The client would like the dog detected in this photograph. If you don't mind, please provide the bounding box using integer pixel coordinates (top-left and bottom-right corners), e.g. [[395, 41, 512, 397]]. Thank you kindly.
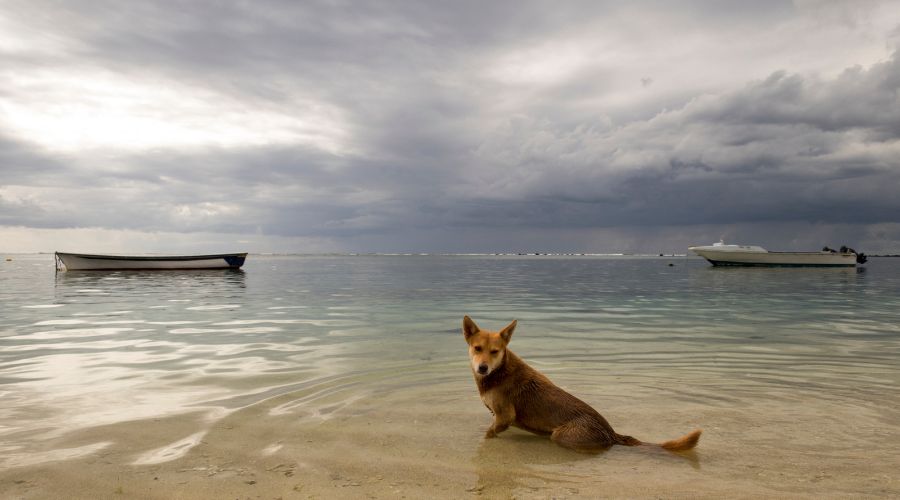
[[462, 315, 701, 452]]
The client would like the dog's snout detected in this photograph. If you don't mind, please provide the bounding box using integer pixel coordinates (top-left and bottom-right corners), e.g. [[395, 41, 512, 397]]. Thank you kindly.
[[477, 363, 489, 374]]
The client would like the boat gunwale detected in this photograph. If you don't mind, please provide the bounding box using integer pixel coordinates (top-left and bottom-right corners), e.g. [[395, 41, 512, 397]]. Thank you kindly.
[[695, 250, 857, 257], [58, 266, 247, 271], [761, 251, 855, 256], [706, 259, 856, 268]]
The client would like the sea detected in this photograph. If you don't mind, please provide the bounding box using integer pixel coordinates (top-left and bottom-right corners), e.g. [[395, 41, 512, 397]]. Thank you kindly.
[[1, 254, 899, 497]]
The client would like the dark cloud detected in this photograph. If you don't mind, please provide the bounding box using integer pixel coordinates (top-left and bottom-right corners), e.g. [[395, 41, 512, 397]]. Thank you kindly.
[[464, 52, 900, 232]]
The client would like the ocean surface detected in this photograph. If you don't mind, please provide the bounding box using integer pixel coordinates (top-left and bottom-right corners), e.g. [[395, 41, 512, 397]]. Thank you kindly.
[[2, 254, 899, 496]]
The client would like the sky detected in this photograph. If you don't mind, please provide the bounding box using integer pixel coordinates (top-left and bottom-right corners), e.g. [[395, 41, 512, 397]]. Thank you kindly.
[[2, 0, 900, 254]]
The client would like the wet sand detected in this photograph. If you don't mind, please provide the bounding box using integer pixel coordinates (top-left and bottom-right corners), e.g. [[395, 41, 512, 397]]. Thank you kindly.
[[3, 369, 898, 499]]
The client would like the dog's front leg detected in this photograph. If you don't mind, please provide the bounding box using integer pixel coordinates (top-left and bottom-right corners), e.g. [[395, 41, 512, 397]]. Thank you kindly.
[[485, 405, 515, 438]]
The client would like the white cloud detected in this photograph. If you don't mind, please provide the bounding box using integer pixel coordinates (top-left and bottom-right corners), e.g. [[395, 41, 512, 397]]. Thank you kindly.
[[0, 69, 349, 154]]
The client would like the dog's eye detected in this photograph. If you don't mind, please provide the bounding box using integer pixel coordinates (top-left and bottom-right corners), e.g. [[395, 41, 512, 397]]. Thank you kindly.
[[490, 350, 499, 354], [473, 346, 482, 352]]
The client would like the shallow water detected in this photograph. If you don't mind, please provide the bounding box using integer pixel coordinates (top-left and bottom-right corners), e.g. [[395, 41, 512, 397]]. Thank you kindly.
[[1, 254, 899, 497]]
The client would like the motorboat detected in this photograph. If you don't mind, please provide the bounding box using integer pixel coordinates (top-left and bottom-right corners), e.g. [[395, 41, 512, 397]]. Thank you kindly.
[[688, 241, 866, 267]]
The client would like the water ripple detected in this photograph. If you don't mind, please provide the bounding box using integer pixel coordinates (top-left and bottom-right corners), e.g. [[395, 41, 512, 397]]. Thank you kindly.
[[0, 254, 898, 469]]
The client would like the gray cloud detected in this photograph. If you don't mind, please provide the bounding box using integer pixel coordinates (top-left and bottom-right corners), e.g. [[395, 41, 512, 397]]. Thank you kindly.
[[465, 53, 900, 229], [0, 134, 64, 181]]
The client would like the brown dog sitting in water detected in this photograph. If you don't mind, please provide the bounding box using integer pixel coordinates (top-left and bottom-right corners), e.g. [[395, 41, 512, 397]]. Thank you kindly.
[[463, 315, 701, 452]]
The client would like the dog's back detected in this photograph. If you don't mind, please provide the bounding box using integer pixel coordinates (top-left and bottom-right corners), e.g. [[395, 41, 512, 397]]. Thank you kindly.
[[476, 349, 631, 450]]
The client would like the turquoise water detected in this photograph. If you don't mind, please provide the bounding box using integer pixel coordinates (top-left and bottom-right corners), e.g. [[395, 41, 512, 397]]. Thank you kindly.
[[2, 254, 899, 494]]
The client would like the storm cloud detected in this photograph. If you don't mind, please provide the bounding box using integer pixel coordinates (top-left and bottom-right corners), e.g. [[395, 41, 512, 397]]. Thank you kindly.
[[2, 1, 899, 253]]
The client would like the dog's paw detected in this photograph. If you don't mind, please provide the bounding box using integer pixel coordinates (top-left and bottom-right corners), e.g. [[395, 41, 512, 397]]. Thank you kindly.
[[485, 429, 497, 438]]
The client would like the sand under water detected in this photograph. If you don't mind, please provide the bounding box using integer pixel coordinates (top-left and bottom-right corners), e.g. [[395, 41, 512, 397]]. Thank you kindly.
[[2, 366, 898, 499]]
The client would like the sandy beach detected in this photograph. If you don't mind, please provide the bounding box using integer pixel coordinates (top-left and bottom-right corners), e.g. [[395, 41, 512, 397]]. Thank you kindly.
[[3, 368, 898, 499]]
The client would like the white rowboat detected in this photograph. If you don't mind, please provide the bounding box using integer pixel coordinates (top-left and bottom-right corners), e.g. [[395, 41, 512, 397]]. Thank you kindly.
[[55, 252, 247, 271], [689, 242, 865, 267]]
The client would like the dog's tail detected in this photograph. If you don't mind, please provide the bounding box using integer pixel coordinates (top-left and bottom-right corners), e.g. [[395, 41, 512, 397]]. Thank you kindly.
[[616, 429, 702, 451], [660, 429, 702, 451]]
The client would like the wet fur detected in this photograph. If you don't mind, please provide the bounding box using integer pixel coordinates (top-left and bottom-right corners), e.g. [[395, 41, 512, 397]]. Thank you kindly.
[[463, 316, 701, 453]]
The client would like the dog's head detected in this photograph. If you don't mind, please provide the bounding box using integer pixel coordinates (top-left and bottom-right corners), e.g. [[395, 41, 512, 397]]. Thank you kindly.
[[462, 315, 517, 377]]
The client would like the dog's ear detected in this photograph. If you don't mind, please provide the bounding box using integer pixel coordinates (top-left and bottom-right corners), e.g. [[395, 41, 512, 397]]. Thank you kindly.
[[499, 319, 517, 344], [462, 315, 480, 340]]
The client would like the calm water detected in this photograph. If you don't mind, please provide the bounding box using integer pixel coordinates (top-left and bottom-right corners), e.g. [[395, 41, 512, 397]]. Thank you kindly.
[[2, 254, 900, 493]]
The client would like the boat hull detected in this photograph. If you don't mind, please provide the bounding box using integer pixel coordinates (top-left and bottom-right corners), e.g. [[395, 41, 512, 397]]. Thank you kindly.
[[56, 252, 247, 271], [689, 248, 856, 267]]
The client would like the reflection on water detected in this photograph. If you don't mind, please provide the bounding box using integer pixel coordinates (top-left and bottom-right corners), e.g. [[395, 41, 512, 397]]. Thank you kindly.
[[55, 268, 246, 293], [1, 254, 900, 483]]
